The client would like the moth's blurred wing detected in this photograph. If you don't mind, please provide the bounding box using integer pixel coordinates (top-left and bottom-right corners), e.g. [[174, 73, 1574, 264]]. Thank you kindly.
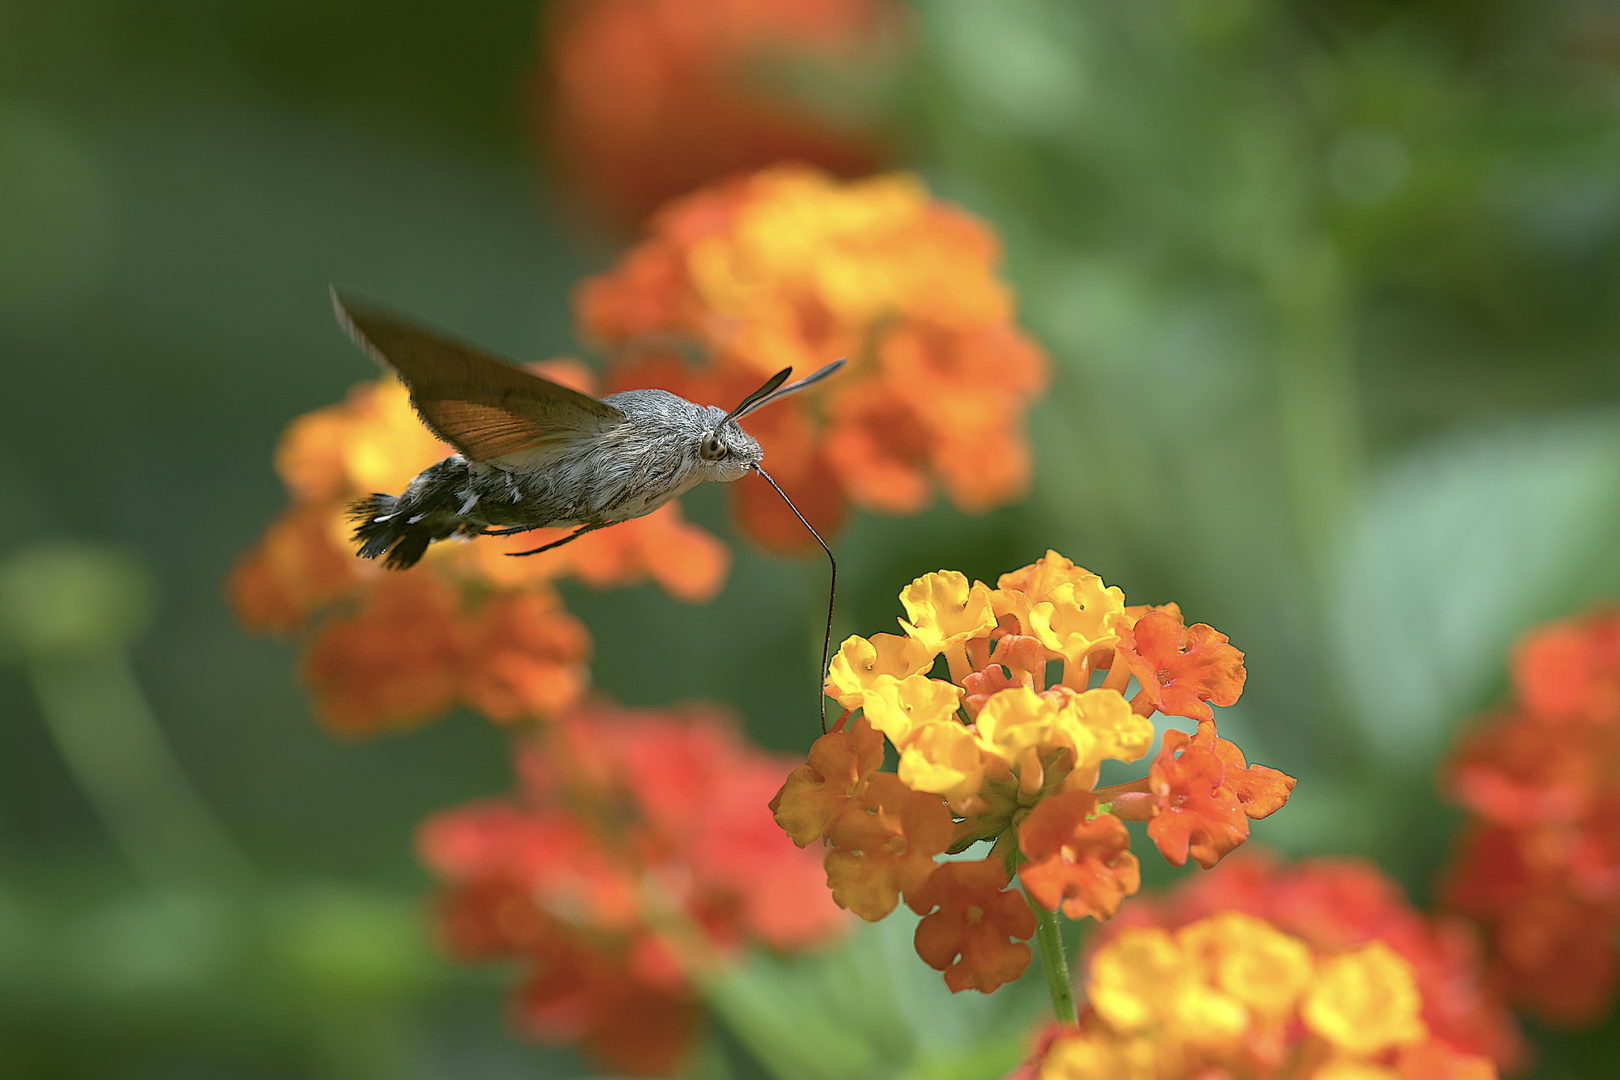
[[333, 288, 624, 461]]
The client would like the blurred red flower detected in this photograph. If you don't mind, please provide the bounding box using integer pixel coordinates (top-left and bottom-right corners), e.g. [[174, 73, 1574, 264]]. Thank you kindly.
[[538, 0, 903, 228], [418, 698, 845, 1076], [1438, 608, 1620, 1028]]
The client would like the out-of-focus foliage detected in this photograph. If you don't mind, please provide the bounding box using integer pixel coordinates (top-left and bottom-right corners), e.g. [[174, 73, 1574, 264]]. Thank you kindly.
[[2, 0, 1615, 1077]]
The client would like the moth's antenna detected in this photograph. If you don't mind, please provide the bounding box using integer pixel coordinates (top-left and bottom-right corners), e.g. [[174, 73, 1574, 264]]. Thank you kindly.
[[733, 358, 846, 421], [725, 368, 793, 424], [753, 465, 836, 732]]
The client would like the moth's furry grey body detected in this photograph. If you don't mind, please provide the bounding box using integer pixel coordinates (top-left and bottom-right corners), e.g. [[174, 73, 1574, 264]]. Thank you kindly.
[[360, 390, 760, 565], [332, 287, 839, 569]]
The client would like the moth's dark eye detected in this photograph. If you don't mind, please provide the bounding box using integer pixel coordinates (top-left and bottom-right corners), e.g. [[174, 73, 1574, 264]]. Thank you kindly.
[[700, 434, 728, 461]]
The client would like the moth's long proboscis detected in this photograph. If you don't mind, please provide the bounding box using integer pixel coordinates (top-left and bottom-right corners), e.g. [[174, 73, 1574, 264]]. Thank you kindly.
[[753, 465, 836, 732]]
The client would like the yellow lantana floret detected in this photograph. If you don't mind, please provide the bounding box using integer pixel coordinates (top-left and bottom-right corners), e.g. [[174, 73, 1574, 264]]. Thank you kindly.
[[1302, 942, 1428, 1056], [1177, 913, 1315, 1020], [1087, 927, 1185, 1034], [898, 720, 988, 804], [1019, 579, 1132, 683], [899, 570, 997, 663], [1039, 1030, 1165, 1080], [974, 686, 1152, 785], [1087, 923, 1253, 1052], [826, 633, 935, 710], [860, 674, 962, 746], [997, 549, 1096, 605]]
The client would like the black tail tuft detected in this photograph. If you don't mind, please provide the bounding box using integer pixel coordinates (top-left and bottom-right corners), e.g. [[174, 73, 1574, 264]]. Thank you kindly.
[[350, 493, 433, 569]]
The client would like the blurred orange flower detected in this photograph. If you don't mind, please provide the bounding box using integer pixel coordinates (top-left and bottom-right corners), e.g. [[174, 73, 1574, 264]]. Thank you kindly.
[[419, 698, 844, 1076], [539, 0, 902, 228], [578, 166, 1049, 551], [1438, 608, 1620, 1028], [770, 550, 1295, 994], [229, 364, 729, 736], [1095, 849, 1526, 1073]]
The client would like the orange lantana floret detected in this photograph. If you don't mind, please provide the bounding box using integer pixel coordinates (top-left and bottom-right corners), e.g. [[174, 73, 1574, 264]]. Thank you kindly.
[[302, 573, 467, 736], [539, 0, 899, 228], [772, 549, 1294, 996], [1018, 791, 1141, 921], [1123, 610, 1247, 721], [1142, 729, 1250, 870], [420, 699, 843, 1077], [823, 772, 954, 920], [769, 714, 884, 846], [907, 859, 1036, 993]]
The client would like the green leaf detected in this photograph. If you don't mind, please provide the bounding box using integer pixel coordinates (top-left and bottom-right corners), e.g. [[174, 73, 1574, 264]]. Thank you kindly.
[[1331, 411, 1620, 768], [705, 911, 1046, 1079]]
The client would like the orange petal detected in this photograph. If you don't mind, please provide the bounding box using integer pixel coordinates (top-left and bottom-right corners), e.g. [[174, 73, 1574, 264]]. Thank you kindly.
[[1206, 736, 1298, 820], [1146, 729, 1249, 869], [769, 714, 885, 847], [1018, 790, 1141, 921], [907, 859, 1036, 993], [823, 773, 953, 921], [302, 573, 466, 737], [1125, 610, 1246, 722]]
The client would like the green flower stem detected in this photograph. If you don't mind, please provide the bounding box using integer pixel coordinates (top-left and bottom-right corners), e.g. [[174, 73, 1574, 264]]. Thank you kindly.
[[1033, 903, 1077, 1024]]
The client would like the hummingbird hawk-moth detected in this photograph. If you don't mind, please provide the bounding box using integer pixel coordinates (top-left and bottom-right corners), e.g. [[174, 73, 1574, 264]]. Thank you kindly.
[[330, 287, 842, 723]]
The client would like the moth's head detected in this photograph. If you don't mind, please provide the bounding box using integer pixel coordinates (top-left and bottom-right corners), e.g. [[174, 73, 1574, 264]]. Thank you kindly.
[[695, 410, 762, 481], [694, 359, 845, 482]]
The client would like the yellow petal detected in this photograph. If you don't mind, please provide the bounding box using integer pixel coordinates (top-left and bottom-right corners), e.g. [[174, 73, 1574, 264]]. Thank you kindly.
[[1088, 927, 1184, 1033], [1177, 912, 1315, 1020], [861, 674, 962, 746], [826, 633, 935, 710], [1302, 942, 1428, 1056], [898, 720, 987, 802], [898, 570, 997, 655], [1024, 577, 1130, 671]]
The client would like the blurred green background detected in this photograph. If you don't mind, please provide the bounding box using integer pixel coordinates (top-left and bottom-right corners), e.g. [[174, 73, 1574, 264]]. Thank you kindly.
[[2, 0, 1615, 1076]]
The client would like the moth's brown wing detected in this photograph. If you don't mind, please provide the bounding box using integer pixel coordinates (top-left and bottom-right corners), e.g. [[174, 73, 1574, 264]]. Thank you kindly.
[[332, 287, 624, 461]]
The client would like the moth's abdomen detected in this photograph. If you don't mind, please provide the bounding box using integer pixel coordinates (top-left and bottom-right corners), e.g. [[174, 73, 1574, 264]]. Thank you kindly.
[[350, 457, 474, 569]]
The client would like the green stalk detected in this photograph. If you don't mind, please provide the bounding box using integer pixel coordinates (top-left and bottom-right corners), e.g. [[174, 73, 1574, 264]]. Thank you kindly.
[[1032, 903, 1077, 1024]]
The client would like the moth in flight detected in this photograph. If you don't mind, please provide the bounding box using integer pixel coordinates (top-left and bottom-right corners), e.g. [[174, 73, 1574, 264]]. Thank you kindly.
[[332, 287, 843, 722]]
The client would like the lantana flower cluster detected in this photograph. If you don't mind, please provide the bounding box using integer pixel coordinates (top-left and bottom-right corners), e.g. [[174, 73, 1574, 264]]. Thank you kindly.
[[1024, 911, 1497, 1080], [418, 698, 843, 1077], [770, 550, 1296, 993], [228, 363, 728, 736], [1437, 609, 1620, 1026], [541, 0, 901, 227], [1097, 850, 1524, 1073], [577, 165, 1049, 550]]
